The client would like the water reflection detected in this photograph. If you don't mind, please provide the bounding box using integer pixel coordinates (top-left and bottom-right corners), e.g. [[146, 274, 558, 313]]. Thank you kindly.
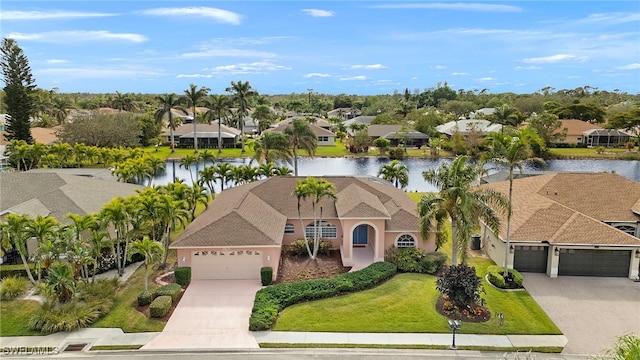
[[153, 157, 640, 193]]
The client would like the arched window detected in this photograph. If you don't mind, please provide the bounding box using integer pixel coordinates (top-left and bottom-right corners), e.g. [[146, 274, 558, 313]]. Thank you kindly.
[[396, 234, 415, 248], [615, 225, 636, 236], [305, 221, 337, 239]]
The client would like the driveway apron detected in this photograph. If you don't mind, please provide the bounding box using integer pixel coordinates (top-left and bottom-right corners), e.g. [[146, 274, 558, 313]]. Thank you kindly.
[[142, 280, 262, 350], [522, 273, 640, 355]]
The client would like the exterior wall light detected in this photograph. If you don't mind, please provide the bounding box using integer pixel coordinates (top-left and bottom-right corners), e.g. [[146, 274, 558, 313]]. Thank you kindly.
[[554, 248, 560, 256], [509, 245, 515, 254], [635, 249, 640, 258]]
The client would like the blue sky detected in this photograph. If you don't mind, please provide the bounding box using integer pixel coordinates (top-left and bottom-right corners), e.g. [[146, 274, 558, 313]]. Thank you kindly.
[[2, 1, 639, 95]]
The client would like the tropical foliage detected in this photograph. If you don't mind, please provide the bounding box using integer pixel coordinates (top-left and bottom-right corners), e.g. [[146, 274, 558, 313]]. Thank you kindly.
[[292, 177, 336, 259]]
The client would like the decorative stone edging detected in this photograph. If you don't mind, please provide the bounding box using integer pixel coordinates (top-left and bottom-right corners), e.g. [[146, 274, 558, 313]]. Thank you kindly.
[[484, 274, 526, 292], [154, 271, 174, 286]]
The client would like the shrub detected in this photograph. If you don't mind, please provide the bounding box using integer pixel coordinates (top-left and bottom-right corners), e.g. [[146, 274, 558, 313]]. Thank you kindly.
[[137, 291, 154, 306], [289, 239, 334, 257], [249, 261, 397, 331], [149, 295, 172, 318], [261, 267, 273, 286], [436, 264, 483, 309], [155, 283, 181, 302], [508, 269, 524, 287], [486, 266, 524, 288], [420, 252, 447, 274], [0, 264, 42, 280], [174, 267, 191, 286], [385, 247, 446, 274], [487, 269, 506, 288], [0, 276, 28, 300], [388, 146, 406, 160]]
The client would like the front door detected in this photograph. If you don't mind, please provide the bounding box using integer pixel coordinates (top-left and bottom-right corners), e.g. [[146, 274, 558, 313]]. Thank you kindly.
[[353, 224, 368, 246]]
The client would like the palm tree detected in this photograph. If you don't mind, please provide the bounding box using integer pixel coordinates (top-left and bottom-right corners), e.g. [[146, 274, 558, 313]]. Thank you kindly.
[[156, 193, 188, 268], [226, 81, 258, 153], [284, 118, 317, 176], [377, 160, 409, 189], [274, 165, 293, 176], [183, 84, 210, 152], [213, 162, 234, 191], [292, 177, 337, 259], [492, 104, 522, 127], [99, 197, 131, 276], [420, 156, 507, 265], [483, 128, 546, 276], [128, 237, 165, 292], [87, 229, 110, 283], [204, 94, 232, 154], [155, 93, 182, 153], [25, 215, 59, 281], [185, 183, 209, 221], [257, 162, 278, 179], [179, 153, 199, 185], [50, 96, 73, 125], [198, 165, 217, 194], [0, 214, 37, 284], [42, 264, 76, 303], [251, 132, 291, 165], [252, 104, 274, 134]]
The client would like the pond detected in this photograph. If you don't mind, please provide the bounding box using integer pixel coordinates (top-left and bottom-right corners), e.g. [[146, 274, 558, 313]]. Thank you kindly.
[[153, 157, 640, 193]]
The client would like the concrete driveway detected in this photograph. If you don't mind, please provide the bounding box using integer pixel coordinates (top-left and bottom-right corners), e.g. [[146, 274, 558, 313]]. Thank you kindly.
[[523, 274, 640, 355], [142, 280, 262, 350]]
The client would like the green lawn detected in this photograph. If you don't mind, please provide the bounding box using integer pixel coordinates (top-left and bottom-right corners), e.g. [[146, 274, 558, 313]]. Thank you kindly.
[[0, 299, 41, 336], [549, 147, 639, 159]]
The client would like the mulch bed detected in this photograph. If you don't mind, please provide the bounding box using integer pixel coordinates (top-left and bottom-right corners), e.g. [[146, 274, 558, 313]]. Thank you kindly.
[[134, 290, 184, 322], [435, 295, 491, 323], [275, 250, 351, 284]]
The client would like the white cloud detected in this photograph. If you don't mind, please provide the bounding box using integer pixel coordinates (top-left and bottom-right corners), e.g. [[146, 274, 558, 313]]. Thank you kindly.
[[302, 9, 335, 17], [180, 49, 276, 58], [350, 64, 386, 70], [615, 63, 640, 70], [339, 75, 367, 81], [141, 7, 241, 25], [373, 80, 394, 84], [176, 74, 213, 79], [431, 65, 446, 70], [38, 68, 160, 79], [572, 12, 640, 26], [522, 54, 588, 64], [0, 10, 117, 20], [515, 65, 542, 70], [210, 61, 291, 75], [477, 77, 496, 81], [45, 59, 69, 64], [303, 73, 332, 78], [371, 3, 522, 13], [451, 72, 468, 76], [7, 31, 147, 43]]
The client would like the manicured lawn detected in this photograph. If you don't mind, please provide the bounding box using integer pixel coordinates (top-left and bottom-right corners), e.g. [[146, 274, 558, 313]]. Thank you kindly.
[[0, 299, 41, 336], [549, 147, 639, 159]]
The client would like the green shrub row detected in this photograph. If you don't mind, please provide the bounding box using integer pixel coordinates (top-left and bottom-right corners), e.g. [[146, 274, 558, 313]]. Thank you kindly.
[[149, 296, 172, 318], [0, 276, 28, 300], [155, 283, 182, 302], [486, 265, 524, 288], [384, 247, 447, 274], [288, 239, 334, 257], [249, 261, 397, 331], [261, 267, 273, 286], [0, 264, 43, 280], [174, 267, 191, 286], [137, 291, 154, 306]]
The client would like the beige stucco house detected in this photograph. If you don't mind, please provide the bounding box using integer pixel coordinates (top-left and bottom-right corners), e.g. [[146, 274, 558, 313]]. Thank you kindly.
[[479, 173, 640, 279], [171, 176, 431, 280], [266, 122, 336, 146]]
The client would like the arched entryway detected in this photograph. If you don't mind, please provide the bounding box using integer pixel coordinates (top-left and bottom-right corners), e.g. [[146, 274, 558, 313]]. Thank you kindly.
[[349, 223, 378, 270], [352, 224, 369, 246]]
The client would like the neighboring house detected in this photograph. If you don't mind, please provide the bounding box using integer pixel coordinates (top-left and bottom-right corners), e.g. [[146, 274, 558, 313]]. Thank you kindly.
[[267, 122, 336, 146], [479, 172, 640, 279], [171, 176, 432, 280], [0, 170, 144, 262], [343, 116, 376, 131], [0, 126, 61, 146], [436, 120, 503, 137], [556, 119, 602, 145], [276, 117, 333, 131], [468, 108, 497, 119], [555, 120, 631, 147], [327, 108, 362, 120], [367, 125, 429, 147], [161, 123, 241, 149]]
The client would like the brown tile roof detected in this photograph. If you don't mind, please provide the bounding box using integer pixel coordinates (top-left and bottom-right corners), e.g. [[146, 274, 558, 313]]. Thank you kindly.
[[162, 123, 241, 137], [557, 119, 602, 136], [267, 122, 335, 137], [171, 176, 419, 248], [481, 173, 640, 246]]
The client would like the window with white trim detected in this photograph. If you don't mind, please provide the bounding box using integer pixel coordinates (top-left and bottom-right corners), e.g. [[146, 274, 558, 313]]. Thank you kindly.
[[396, 234, 416, 248], [305, 221, 337, 239], [284, 223, 295, 233]]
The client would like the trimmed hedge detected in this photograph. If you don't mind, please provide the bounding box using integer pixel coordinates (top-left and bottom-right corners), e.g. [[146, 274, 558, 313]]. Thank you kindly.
[[0, 264, 42, 280], [288, 239, 334, 257], [487, 265, 524, 289], [155, 283, 182, 302], [384, 247, 447, 274], [149, 296, 172, 318], [261, 267, 273, 286], [249, 261, 397, 331], [137, 291, 154, 306], [174, 267, 191, 286]]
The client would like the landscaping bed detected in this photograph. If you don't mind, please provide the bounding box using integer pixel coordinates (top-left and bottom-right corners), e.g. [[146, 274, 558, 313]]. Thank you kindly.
[[276, 250, 351, 283]]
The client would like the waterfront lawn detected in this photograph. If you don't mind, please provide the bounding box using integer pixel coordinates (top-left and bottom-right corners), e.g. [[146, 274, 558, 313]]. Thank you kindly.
[[550, 147, 639, 159]]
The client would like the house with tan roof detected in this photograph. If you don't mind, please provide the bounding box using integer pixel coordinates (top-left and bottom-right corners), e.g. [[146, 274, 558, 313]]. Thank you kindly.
[[366, 125, 429, 147], [556, 119, 631, 147], [162, 123, 241, 149], [170, 176, 431, 280], [479, 172, 640, 279], [266, 122, 335, 146]]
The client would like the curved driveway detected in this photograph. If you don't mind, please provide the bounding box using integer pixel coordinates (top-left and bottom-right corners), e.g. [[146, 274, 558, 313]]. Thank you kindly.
[[522, 274, 640, 355], [142, 280, 262, 350]]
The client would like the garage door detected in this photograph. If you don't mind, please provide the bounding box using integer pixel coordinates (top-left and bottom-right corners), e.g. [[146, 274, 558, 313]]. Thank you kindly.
[[513, 245, 548, 273], [558, 249, 631, 277], [191, 250, 264, 280]]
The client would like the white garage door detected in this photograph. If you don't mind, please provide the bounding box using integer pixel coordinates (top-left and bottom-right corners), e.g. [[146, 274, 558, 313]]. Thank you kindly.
[[191, 250, 264, 280]]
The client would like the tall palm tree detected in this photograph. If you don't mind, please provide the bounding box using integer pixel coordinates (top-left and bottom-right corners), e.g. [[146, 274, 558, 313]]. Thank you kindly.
[[483, 128, 546, 276], [213, 162, 234, 191], [156, 193, 188, 268], [198, 165, 217, 194], [204, 94, 232, 154], [251, 132, 291, 165], [420, 156, 507, 265], [179, 153, 199, 185], [183, 84, 210, 152], [226, 81, 257, 153], [377, 160, 409, 189], [252, 104, 274, 134], [99, 197, 131, 276], [128, 237, 165, 292], [87, 229, 110, 283], [1, 214, 37, 284], [292, 177, 337, 259], [284, 119, 317, 176], [155, 93, 182, 153], [50, 96, 73, 125], [25, 215, 59, 280]]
